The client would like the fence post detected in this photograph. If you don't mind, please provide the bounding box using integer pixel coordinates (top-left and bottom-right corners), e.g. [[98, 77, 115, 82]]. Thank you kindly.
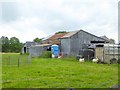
[[18, 56, 20, 67], [88, 55, 89, 61], [8, 56, 10, 65]]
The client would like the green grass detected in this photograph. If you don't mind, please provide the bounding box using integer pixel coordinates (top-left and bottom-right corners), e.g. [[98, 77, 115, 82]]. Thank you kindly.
[[2, 53, 118, 88]]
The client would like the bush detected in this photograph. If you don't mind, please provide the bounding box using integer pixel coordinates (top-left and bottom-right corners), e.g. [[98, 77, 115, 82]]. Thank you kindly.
[[20, 52, 29, 55], [40, 51, 52, 58]]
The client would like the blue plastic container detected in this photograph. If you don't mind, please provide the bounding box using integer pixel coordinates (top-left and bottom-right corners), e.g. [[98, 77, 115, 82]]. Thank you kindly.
[[51, 44, 59, 57]]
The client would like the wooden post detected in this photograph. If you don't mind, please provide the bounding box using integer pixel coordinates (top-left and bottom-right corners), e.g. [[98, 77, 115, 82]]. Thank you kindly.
[[8, 56, 10, 65], [18, 56, 20, 67], [88, 55, 89, 61]]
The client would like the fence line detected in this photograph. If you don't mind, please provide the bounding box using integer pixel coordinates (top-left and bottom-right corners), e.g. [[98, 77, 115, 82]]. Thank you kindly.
[[2, 55, 32, 66]]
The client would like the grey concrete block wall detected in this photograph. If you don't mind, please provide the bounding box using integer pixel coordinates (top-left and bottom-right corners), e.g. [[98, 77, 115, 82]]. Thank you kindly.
[[29, 44, 51, 57], [29, 46, 43, 57]]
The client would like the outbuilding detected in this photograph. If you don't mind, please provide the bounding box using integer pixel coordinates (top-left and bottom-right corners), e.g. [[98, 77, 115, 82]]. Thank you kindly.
[[95, 44, 120, 64], [29, 44, 51, 57], [59, 29, 109, 57], [22, 41, 40, 54]]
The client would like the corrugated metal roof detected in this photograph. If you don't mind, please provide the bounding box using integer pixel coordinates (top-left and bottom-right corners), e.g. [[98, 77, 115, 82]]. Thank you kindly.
[[48, 32, 68, 40], [60, 30, 80, 38], [100, 36, 110, 41], [59, 30, 108, 42], [42, 35, 53, 41], [31, 44, 51, 47]]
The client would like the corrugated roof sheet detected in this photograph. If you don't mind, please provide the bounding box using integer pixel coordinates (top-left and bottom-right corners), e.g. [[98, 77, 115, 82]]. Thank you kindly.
[[42, 35, 53, 40], [100, 36, 110, 41], [48, 32, 68, 40], [60, 30, 80, 38], [32, 44, 51, 47]]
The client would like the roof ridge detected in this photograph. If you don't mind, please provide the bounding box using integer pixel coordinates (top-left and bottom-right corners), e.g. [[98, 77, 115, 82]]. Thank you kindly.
[[79, 29, 107, 41]]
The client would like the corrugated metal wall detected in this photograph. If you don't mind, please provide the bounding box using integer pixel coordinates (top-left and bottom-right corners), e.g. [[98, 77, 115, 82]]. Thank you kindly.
[[61, 38, 70, 56], [104, 44, 119, 63], [95, 44, 120, 64], [61, 30, 106, 56]]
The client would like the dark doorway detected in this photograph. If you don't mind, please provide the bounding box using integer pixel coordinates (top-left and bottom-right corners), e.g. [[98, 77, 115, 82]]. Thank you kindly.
[[24, 47, 26, 53]]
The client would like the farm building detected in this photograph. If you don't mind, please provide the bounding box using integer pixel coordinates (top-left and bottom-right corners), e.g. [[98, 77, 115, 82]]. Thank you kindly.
[[28, 33, 67, 57], [29, 44, 51, 57], [28, 29, 115, 59], [22, 41, 40, 54], [59, 30, 109, 57], [95, 44, 120, 64]]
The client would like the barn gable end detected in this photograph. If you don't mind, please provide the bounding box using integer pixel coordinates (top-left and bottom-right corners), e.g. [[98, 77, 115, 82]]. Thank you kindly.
[[60, 29, 108, 56]]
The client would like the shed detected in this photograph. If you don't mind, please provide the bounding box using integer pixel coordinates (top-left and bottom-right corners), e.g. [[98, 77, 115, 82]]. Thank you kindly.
[[22, 41, 40, 54], [59, 29, 108, 57], [95, 44, 120, 64], [29, 44, 51, 57]]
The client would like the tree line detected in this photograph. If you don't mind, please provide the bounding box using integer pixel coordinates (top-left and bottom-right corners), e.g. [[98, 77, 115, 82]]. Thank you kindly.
[[0, 36, 43, 53], [0, 36, 23, 53], [0, 31, 66, 53]]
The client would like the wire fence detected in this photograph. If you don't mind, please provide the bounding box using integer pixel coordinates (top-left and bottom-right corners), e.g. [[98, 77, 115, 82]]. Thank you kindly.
[[2, 55, 32, 67]]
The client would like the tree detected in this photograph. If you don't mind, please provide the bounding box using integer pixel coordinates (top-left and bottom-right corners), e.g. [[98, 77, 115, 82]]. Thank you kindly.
[[1, 36, 10, 52], [0, 36, 23, 53], [9, 37, 23, 52], [33, 37, 42, 42]]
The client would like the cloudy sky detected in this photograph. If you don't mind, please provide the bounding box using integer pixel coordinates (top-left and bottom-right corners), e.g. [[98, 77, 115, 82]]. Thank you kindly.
[[0, 0, 119, 43]]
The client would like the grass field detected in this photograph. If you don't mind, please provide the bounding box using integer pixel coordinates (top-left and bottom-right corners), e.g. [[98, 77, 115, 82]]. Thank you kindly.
[[1, 53, 119, 88]]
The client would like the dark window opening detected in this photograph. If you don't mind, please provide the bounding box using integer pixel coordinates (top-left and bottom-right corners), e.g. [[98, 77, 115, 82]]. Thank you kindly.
[[47, 46, 51, 51], [91, 41, 105, 43], [96, 45, 104, 47]]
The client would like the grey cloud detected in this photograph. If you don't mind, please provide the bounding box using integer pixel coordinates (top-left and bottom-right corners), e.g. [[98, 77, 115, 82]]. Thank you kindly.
[[0, 0, 118, 43], [1, 2, 19, 22]]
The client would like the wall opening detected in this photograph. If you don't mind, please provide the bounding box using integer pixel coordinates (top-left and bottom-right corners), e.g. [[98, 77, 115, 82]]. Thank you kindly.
[[24, 47, 26, 53]]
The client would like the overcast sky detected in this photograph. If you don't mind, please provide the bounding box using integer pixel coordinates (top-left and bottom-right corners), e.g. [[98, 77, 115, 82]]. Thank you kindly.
[[0, 0, 119, 43]]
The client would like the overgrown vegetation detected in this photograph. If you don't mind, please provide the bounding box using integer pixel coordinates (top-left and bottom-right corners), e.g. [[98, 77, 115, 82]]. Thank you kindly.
[[2, 53, 118, 88], [39, 51, 52, 58], [55, 31, 67, 34]]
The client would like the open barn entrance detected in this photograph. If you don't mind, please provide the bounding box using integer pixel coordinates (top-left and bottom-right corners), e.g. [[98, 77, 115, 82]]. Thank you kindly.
[[24, 47, 26, 53]]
